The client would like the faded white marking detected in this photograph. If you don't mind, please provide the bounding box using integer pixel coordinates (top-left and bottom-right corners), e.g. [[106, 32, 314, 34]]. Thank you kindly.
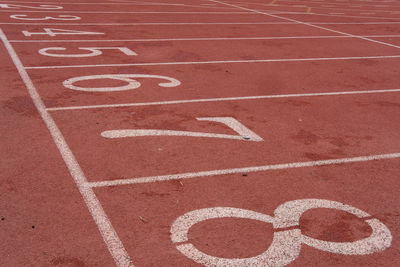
[[63, 74, 180, 92], [102, 117, 263, 142], [0, 28, 133, 266], [87, 153, 400, 187]]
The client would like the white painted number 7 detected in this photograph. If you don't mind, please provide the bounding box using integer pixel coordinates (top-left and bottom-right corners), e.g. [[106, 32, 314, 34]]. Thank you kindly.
[[101, 117, 264, 142]]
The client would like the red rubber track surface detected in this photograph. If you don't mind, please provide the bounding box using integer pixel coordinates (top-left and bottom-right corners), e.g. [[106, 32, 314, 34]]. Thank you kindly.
[[1, 0, 400, 266]]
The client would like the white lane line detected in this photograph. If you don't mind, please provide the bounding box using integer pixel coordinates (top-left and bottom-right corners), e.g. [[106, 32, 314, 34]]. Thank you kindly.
[[3, 22, 400, 25], [24, 55, 400, 69], [46, 88, 400, 111], [318, 22, 400, 24], [2, 10, 399, 21], [0, 10, 252, 14], [9, 34, 400, 43], [87, 153, 400, 187], [295, 12, 400, 20], [209, 0, 400, 49], [0, 28, 133, 267], [0, 0, 237, 9], [0, 0, 227, 4], [0, 22, 296, 25]]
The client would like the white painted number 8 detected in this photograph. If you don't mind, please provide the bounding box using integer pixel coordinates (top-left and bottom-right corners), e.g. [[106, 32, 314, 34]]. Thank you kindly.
[[171, 199, 392, 266]]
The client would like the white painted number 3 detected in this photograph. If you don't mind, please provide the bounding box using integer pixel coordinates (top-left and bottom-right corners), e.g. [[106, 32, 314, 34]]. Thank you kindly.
[[171, 199, 392, 266], [39, 47, 137, 58]]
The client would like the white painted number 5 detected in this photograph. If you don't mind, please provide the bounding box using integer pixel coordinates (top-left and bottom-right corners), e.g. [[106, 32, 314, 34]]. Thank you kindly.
[[39, 47, 137, 58]]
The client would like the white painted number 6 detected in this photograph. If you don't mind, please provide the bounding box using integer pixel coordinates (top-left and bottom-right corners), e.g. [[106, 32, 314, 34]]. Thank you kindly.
[[63, 74, 181, 92], [171, 199, 392, 266]]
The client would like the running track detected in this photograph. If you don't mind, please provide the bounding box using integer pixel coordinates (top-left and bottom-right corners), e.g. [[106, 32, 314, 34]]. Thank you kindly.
[[0, 0, 400, 266]]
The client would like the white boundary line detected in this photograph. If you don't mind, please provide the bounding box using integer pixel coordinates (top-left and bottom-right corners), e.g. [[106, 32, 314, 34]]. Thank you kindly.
[[272, 12, 400, 21], [24, 55, 400, 69], [0, 1, 237, 9], [87, 152, 400, 187], [46, 88, 400, 111], [0, 10, 252, 13], [0, 22, 296, 26], [0, 28, 133, 267], [9, 34, 400, 43], [3, 21, 400, 25], [209, 0, 400, 49], [5, 0, 400, 9], [1, 9, 400, 21]]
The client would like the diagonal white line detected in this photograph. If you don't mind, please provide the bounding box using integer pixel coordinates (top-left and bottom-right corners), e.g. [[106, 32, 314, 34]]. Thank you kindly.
[[87, 153, 400, 187], [209, 0, 400, 49]]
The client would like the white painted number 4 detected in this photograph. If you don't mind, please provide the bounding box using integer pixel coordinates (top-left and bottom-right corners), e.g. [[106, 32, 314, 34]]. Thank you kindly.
[[11, 15, 81, 21], [23, 28, 104, 37]]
